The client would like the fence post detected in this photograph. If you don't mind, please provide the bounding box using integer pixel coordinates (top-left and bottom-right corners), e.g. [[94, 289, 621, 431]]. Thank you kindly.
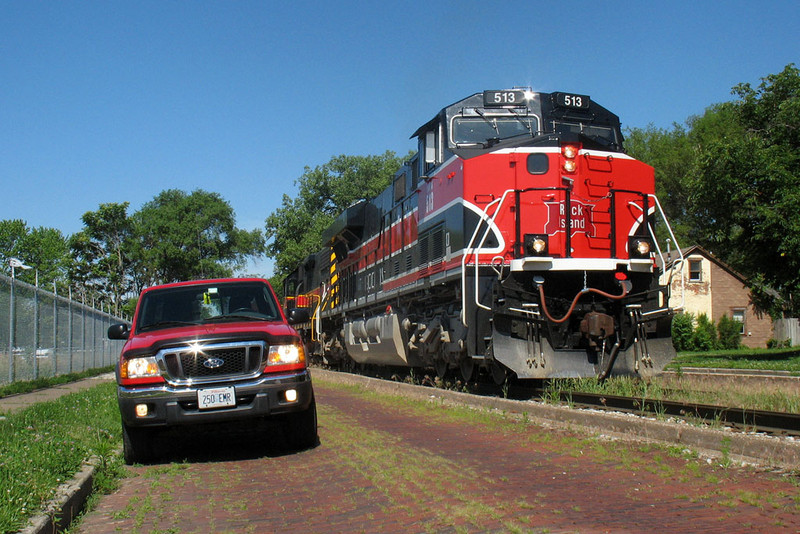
[[33, 274, 40, 380], [53, 282, 58, 375], [7, 275, 15, 383], [81, 294, 86, 373], [68, 287, 73, 374]]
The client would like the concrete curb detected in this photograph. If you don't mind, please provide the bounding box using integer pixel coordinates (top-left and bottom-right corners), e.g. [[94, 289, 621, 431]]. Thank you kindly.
[[20, 458, 100, 534], [314, 368, 800, 470]]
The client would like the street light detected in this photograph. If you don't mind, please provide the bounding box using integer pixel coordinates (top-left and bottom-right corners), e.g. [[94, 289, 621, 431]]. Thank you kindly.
[[9, 257, 32, 279]]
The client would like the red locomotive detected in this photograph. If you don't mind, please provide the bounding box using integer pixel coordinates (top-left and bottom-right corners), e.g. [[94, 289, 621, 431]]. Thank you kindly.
[[284, 89, 681, 382]]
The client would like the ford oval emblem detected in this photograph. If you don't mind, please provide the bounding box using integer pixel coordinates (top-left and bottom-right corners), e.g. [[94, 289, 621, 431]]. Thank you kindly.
[[203, 357, 225, 369]]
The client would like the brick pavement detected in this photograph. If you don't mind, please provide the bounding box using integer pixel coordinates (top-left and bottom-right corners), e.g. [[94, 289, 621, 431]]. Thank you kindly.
[[78, 377, 800, 533]]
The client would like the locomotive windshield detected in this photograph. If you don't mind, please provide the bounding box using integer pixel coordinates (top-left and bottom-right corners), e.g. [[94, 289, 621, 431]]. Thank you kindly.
[[553, 121, 620, 149], [452, 115, 539, 146]]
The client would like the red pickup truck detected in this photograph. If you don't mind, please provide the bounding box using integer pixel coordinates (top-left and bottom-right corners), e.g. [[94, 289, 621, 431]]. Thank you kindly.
[[108, 278, 316, 464]]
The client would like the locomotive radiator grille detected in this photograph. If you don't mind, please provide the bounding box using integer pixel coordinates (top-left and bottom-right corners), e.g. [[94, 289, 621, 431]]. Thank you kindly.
[[158, 341, 266, 385]]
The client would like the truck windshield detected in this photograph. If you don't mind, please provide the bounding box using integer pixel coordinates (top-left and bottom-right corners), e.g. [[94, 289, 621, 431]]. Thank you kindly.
[[136, 282, 281, 332]]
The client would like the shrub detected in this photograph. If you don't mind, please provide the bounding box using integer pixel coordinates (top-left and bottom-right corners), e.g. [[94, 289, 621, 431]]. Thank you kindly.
[[671, 312, 695, 351], [717, 314, 743, 350], [691, 313, 718, 351]]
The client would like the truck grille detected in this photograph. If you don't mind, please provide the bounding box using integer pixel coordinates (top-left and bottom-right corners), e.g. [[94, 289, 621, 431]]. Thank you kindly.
[[158, 341, 266, 384]]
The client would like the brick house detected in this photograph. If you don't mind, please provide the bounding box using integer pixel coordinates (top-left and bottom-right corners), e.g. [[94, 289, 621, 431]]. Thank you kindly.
[[665, 245, 773, 348]]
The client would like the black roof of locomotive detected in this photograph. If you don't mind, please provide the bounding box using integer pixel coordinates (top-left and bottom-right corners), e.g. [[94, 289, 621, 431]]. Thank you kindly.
[[411, 90, 622, 144]]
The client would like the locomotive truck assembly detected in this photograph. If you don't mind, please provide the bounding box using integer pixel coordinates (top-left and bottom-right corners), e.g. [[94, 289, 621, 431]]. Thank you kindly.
[[284, 89, 683, 382]]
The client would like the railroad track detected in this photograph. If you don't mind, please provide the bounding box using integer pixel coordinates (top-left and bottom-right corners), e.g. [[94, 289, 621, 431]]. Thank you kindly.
[[557, 391, 800, 437]]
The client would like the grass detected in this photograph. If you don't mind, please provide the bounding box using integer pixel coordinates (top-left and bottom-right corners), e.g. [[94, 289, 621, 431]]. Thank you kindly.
[[0, 381, 123, 533], [668, 347, 800, 374], [542, 374, 800, 413]]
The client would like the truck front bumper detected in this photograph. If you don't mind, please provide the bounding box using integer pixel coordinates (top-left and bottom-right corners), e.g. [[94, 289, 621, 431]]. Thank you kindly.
[[117, 369, 314, 427]]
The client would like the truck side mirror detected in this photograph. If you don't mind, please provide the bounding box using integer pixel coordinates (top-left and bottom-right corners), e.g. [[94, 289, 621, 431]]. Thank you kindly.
[[108, 323, 130, 340]]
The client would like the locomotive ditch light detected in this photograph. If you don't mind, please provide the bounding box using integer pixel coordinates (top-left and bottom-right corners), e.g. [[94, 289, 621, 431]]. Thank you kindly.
[[629, 237, 652, 258], [524, 234, 549, 256]]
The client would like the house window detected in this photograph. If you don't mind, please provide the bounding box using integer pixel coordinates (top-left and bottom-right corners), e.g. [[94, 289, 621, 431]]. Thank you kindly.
[[688, 259, 702, 282], [732, 309, 745, 334]]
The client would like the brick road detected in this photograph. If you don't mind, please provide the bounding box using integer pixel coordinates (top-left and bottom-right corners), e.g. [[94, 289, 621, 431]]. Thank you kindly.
[[78, 376, 800, 533]]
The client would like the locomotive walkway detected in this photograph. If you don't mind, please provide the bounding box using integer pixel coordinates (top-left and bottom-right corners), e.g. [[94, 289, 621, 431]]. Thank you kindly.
[[75, 370, 800, 533]]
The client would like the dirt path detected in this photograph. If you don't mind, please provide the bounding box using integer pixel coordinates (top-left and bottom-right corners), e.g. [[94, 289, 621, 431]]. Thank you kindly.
[[78, 379, 800, 533]]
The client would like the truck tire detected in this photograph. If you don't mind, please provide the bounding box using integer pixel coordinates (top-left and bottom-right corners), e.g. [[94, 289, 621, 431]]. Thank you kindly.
[[283, 396, 318, 450], [122, 422, 154, 465]]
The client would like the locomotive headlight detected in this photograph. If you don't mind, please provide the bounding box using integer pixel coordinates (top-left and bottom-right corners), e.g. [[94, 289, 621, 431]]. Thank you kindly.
[[561, 144, 579, 173], [562, 145, 579, 159], [636, 240, 651, 255]]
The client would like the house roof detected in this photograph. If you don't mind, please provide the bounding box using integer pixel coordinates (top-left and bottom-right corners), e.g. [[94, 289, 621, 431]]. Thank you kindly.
[[664, 244, 748, 285]]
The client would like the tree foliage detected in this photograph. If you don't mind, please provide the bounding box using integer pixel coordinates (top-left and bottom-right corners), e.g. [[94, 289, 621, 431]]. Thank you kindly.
[[69, 202, 132, 306], [265, 151, 405, 279], [688, 64, 800, 315], [67, 189, 264, 312], [0, 219, 69, 287], [628, 63, 800, 316], [130, 189, 264, 288]]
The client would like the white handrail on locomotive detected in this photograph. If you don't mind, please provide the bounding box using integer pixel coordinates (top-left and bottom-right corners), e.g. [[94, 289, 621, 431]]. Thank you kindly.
[[460, 186, 683, 328], [459, 188, 516, 326], [626, 193, 686, 315]]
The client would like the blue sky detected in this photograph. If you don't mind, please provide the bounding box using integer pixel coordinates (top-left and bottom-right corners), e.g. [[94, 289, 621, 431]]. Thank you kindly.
[[2, 1, 798, 276]]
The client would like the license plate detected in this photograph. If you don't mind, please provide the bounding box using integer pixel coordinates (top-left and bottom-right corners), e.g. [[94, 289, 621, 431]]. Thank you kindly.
[[198, 386, 236, 410]]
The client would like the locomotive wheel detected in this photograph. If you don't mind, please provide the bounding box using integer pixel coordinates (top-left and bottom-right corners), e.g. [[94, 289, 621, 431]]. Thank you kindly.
[[490, 359, 508, 385], [459, 356, 474, 382], [434, 357, 449, 379]]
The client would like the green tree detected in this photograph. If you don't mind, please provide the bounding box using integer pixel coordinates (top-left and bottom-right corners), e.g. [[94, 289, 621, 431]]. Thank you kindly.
[[265, 152, 405, 278], [687, 64, 800, 315], [0, 219, 69, 287], [0, 219, 31, 275], [70, 202, 133, 310], [624, 123, 693, 245], [130, 189, 264, 286]]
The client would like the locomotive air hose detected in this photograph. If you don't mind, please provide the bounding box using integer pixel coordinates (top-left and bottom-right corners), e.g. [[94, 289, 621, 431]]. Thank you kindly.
[[537, 282, 629, 324]]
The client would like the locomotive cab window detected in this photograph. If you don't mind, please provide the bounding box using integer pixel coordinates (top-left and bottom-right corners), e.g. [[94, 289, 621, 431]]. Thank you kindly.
[[553, 121, 618, 149], [452, 115, 539, 146]]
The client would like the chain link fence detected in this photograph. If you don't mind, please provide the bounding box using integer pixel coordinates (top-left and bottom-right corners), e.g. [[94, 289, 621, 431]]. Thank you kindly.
[[0, 273, 129, 386]]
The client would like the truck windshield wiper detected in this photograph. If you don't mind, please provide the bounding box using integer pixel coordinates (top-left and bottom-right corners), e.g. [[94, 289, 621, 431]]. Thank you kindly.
[[205, 314, 270, 322], [138, 320, 198, 332]]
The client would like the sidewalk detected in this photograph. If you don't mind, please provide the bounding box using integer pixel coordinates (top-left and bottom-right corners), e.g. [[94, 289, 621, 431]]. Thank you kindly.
[[0, 373, 115, 414]]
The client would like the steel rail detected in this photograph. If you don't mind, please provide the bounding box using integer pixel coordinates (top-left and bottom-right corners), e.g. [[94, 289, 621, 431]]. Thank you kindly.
[[560, 391, 800, 436]]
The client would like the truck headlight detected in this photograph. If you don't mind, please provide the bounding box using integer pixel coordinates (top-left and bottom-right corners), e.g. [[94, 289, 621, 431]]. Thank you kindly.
[[267, 344, 305, 365], [121, 356, 160, 379]]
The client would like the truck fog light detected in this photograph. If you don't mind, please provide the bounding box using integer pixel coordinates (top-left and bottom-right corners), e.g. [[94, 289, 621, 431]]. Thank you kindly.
[[285, 389, 298, 402], [135, 404, 149, 417]]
